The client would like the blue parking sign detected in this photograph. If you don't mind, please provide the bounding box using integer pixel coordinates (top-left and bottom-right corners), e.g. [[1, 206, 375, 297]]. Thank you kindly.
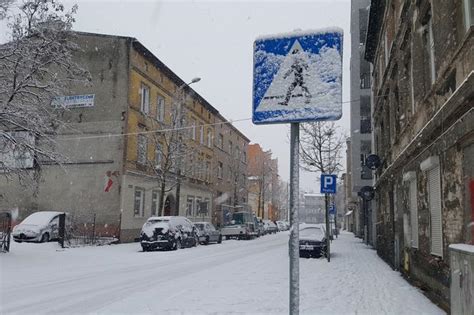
[[320, 174, 337, 194]]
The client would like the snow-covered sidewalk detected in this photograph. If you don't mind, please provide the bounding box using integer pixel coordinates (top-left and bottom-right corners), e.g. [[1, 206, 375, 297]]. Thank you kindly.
[[0, 231, 444, 314]]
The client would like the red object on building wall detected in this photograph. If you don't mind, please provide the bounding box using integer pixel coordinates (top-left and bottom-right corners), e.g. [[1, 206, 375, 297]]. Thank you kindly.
[[104, 177, 113, 192]]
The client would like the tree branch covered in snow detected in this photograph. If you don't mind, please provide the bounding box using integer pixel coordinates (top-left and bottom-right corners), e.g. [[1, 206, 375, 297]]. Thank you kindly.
[[0, 0, 90, 179], [299, 122, 345, 175]]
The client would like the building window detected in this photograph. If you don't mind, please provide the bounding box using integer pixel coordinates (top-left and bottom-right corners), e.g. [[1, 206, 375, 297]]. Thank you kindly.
[[463, 0, 474, 31], [195, 197, 202, 216], [218, 133, 224, 149], [360, 96, 371, 134], [186, 196, 194, 216], [200, 125, 204, 144], [151, 190, 159, 216], [134, 187, 145, 217], [207, 129, 212, 147], [137, 134, 147, 165], [409, 178, 419, 248], [428, 165, 442, 256], [421, 156, 443, 257], [235, 147, 240, 159], [203, 198, 210, 216], [360, 140, 372, 180], [155, 143, 162, 169], [423, 14, 436, 84], [140, 83, 150, 114], [243, 151, 247, 163], [229, 141, 233, 155], [218, 161, 223, 179], [157, 95, 165, 121], [191, 119, 196, 140]]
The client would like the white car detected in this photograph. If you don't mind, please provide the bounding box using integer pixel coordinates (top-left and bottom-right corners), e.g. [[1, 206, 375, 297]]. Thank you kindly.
[[12, 211, 64, 243]]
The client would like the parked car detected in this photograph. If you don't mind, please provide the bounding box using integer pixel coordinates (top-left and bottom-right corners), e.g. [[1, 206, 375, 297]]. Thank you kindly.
[[255, 217, 265, 237], [299, 224, 327, 258], [140, 216, 199, 251], [195, 222, 222, 245], [12, 211, 65, 243], [276, 221, 288, 231], [263, 220, 278, 234], [221, 211, 256, 240]]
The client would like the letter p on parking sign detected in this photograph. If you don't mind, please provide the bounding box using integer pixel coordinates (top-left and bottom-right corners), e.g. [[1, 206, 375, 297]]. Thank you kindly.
[[320, 174, 337, 194]]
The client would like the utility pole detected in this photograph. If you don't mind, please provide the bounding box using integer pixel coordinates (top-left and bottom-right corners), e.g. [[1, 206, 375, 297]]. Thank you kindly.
[[289, 123, 300, 315], [173, 77, 201, 216], [325, 193, 331, 262]]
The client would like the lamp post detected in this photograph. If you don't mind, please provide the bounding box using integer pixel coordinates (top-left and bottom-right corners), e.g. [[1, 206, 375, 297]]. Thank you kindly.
[[174, 77, 201, 216]]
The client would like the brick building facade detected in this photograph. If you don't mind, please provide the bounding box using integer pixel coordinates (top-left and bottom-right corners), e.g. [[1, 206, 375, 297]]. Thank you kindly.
[[365, 0, 473, 310]]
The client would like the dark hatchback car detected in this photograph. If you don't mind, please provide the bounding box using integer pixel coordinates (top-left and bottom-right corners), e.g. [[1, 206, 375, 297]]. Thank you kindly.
[[299, 225, 327, 258], [140, 216, 199, 251], [195, 222, 222, 245]]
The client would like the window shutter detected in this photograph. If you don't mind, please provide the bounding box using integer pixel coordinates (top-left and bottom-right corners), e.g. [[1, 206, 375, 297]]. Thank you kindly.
[[409, 180, 419, 248], [428, 165, 442, 256]]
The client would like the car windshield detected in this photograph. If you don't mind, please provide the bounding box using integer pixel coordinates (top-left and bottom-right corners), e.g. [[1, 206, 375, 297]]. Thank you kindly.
[[300, 228, 324, 240], [147, 219, 169, 224], [21, 212, 58, 226], [231, 213, 245, 225], [195, 223, 205, 230]]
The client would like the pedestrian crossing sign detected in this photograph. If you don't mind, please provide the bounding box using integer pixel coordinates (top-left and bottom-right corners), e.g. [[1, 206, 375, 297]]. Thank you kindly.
[[252, 28, 343, 124]]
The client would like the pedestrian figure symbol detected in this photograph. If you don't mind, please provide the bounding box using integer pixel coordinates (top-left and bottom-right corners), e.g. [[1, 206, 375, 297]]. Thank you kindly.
[[280, 46, 312, 106]]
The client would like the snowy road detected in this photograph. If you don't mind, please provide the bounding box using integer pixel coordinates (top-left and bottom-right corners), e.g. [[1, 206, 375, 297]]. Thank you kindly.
[[1, 232, 444, 314]]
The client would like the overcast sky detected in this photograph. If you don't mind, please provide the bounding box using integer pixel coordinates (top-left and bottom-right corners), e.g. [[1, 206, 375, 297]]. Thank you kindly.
[[3, 0, 352, 192]]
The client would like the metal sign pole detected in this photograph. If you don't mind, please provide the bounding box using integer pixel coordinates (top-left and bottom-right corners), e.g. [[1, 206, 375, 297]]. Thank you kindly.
[[289, 122, 300, 315], [325, 193, 331, 262]]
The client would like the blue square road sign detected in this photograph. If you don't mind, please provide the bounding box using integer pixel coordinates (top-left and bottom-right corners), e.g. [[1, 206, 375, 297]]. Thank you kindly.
[[320, 174, 337, 194]]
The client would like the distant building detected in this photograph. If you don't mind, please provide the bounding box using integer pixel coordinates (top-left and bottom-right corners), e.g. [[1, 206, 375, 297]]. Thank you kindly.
[[302, 194, 325, 224], [350, 0, 374, 243]]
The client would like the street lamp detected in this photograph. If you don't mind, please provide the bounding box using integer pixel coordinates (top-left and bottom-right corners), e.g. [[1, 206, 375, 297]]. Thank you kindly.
[[174, 77, 201, 216]]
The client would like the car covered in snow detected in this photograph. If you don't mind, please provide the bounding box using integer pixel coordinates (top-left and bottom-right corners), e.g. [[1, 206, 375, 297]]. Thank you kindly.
[[299, 224, 327, 258], [12, 211, 65, 243], [276, 220, 288, 231], [194, 222, 222, 245], [263, 220, 278, 234], [140, 216, 199, 251]]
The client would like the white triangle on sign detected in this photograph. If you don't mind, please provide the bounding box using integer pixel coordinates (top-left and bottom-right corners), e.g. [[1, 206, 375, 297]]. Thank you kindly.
[[256, 39, 322, 112]]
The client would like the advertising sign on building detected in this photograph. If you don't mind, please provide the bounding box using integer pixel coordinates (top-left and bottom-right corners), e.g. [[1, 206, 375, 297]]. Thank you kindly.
[[252, 28, 343, 124], [53, 94, 95, 108]]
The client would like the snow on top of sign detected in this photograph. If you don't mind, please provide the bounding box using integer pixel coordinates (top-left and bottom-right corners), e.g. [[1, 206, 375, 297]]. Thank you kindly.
[[255, 27, 343, 41]]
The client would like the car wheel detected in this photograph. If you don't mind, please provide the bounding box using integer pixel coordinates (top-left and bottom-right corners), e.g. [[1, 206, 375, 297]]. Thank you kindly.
[[41, 233, 50, 243], [205, 236, 210, 245], [217, 235, 222, 244], [142, 245, 149, 252]]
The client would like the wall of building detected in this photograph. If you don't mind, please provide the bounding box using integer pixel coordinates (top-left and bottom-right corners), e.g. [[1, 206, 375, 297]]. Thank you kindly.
[[0, 33, 130, 231], [365, 0, 473, 310]]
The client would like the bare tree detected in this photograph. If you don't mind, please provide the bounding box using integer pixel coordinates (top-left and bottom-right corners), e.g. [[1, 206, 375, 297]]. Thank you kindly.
[[0, 0, 90, 178], [300, 122, 345, 175]]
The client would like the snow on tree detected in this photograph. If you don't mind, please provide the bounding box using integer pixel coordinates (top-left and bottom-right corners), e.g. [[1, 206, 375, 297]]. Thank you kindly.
[[0, 0, 90, 178]]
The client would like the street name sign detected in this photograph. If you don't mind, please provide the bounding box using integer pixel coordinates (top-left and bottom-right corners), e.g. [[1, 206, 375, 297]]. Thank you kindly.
[[252, 28, 343, 124], [320, 174, 337, 194]]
